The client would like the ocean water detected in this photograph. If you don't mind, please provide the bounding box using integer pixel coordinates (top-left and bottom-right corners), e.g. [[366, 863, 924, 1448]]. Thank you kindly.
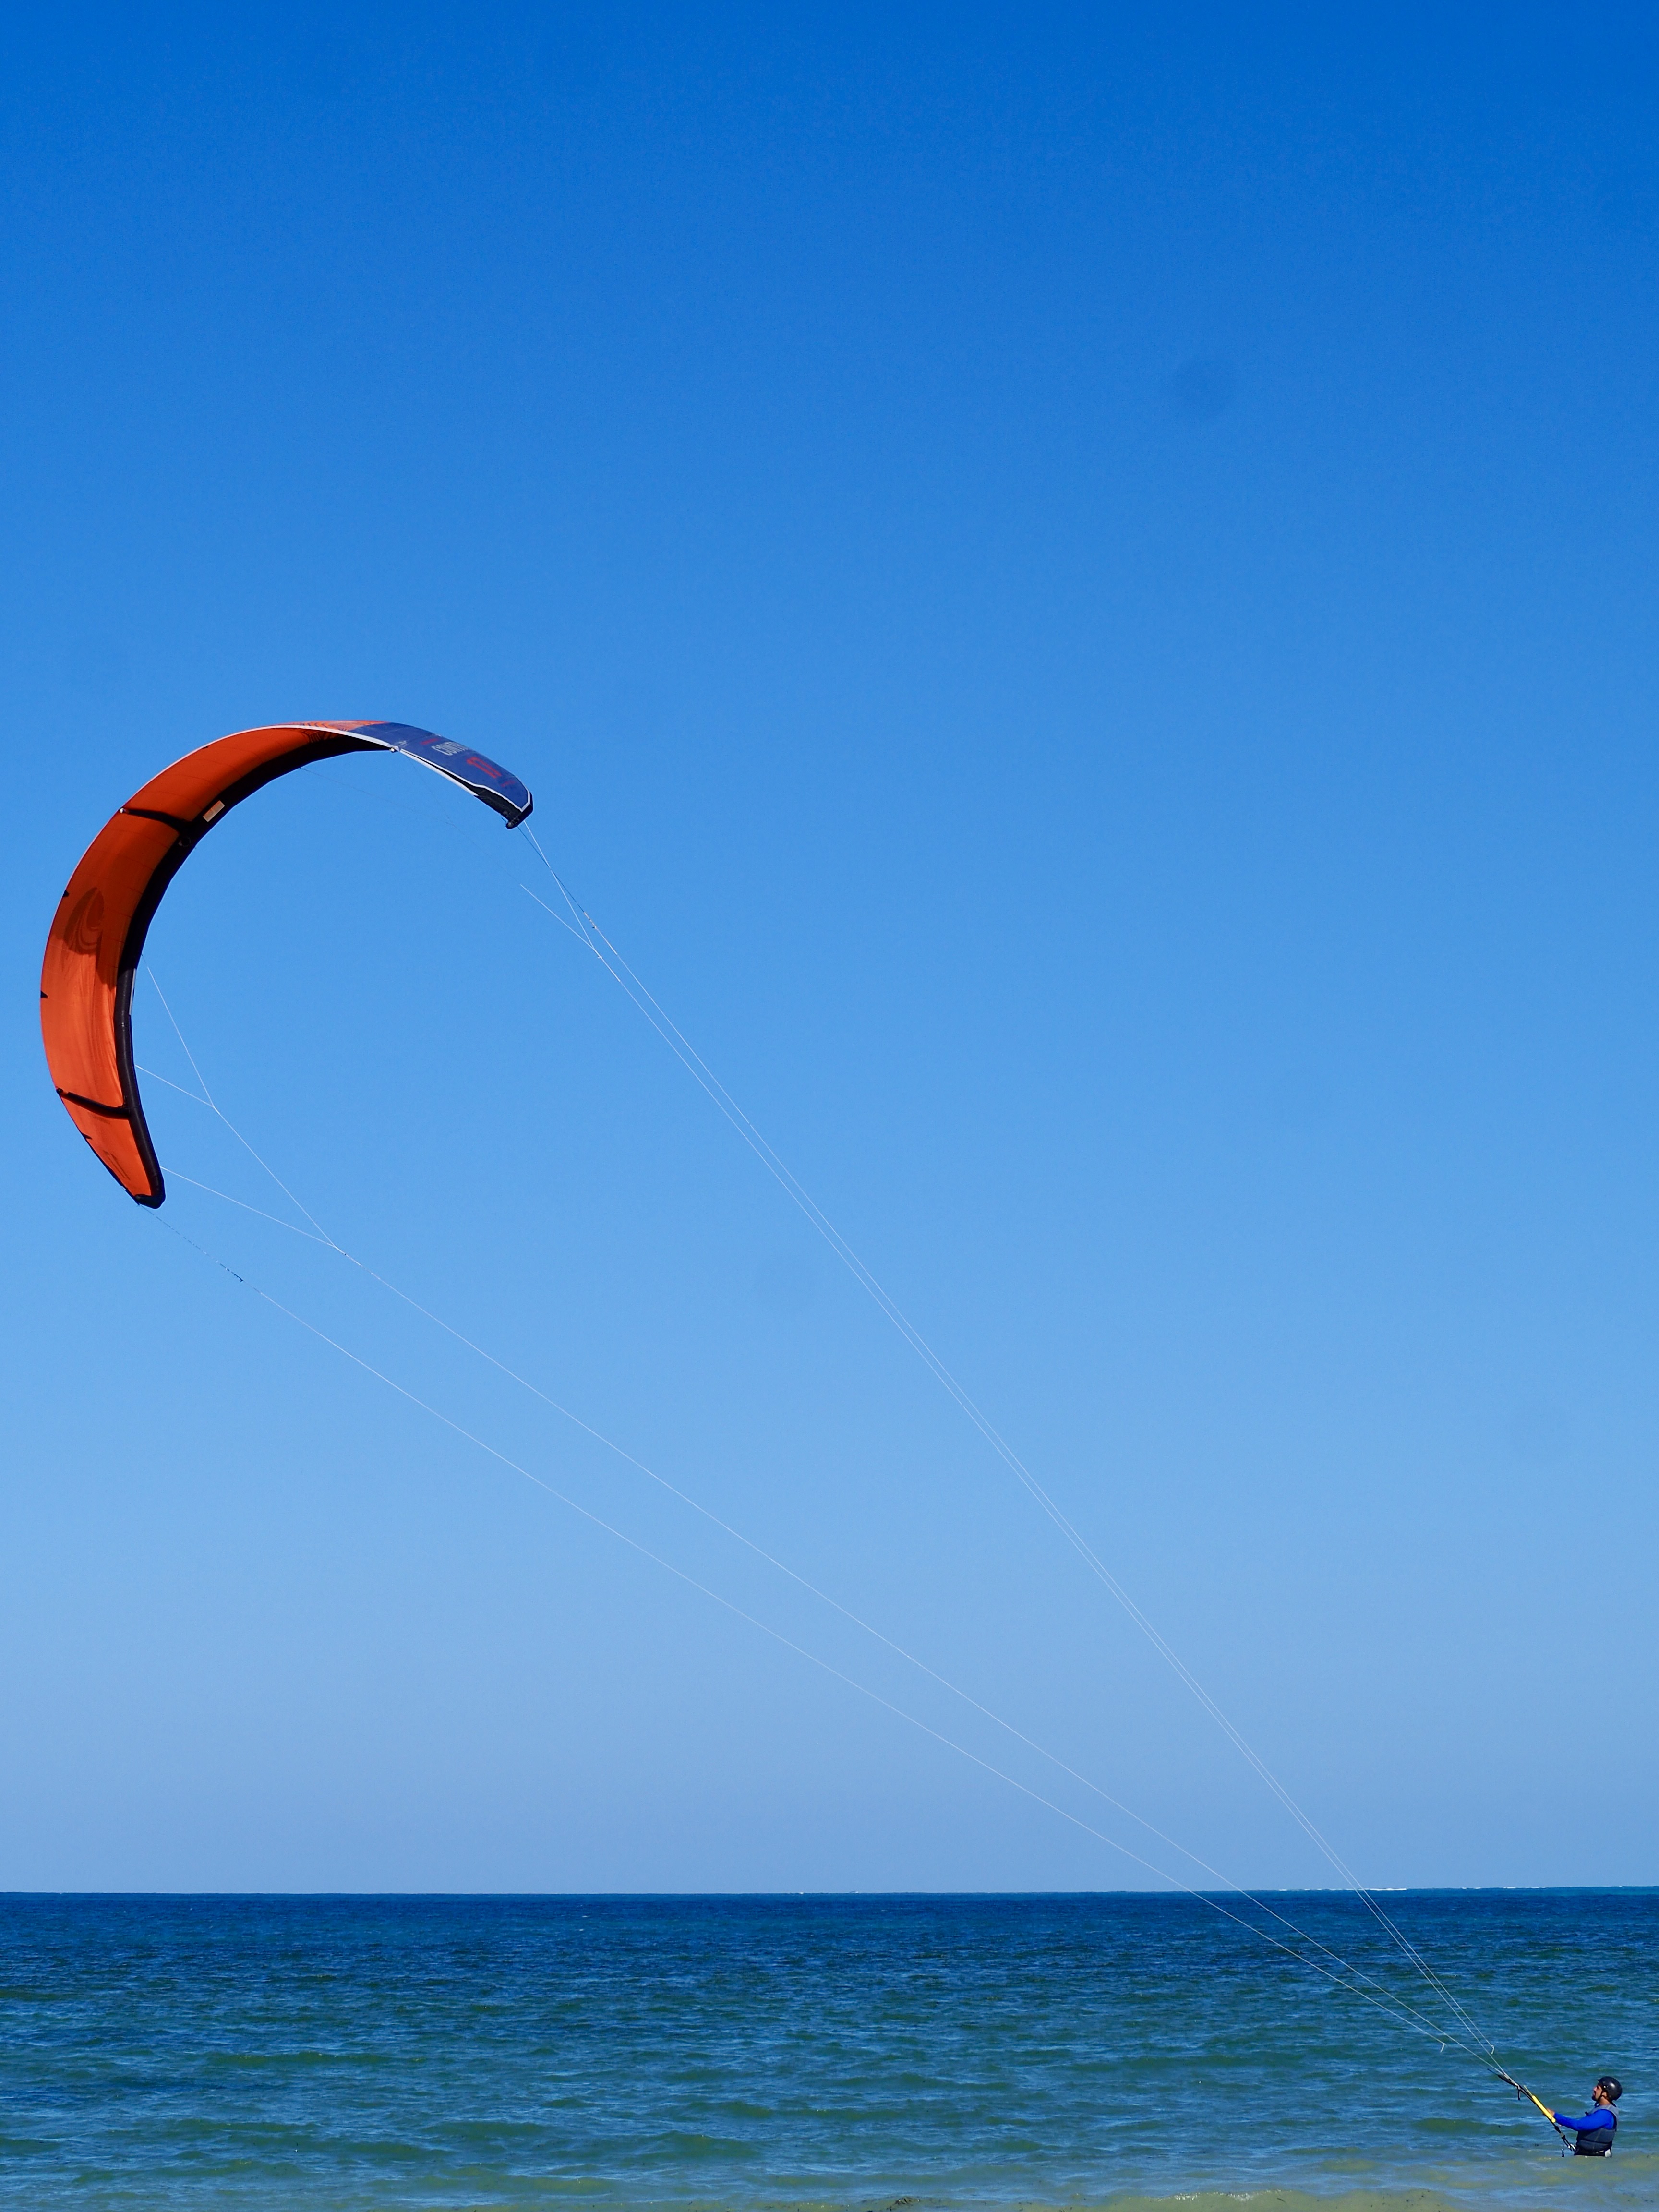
[[0, 1891, 1651, 2212]]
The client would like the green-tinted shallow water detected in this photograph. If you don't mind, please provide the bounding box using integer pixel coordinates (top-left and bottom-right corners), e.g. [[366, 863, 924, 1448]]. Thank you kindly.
[[0, 1892, 1651, 2210]]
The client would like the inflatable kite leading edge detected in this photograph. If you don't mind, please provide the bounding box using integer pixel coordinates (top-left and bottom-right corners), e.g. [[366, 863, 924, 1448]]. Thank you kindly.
[[40, 721, 533, 1207]]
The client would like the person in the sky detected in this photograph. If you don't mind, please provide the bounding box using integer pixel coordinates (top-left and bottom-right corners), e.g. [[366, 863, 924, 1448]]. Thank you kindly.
[[1552, 2076, 1621, 2155]]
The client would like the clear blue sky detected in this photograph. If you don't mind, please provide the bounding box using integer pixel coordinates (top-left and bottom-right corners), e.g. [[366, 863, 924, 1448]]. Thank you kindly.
[[2, 4, 1655, 1893]]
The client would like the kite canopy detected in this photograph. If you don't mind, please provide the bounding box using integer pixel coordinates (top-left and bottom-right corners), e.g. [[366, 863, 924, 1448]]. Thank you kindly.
[[40, 720, 533, 1207]]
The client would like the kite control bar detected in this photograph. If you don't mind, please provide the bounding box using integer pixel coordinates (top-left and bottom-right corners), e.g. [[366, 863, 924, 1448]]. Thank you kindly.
[[1494, 2067, 1573, 2151]]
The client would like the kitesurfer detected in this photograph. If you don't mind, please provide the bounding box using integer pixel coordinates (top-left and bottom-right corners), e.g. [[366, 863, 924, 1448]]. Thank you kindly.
[[1551, 2077, 1621, 2155]]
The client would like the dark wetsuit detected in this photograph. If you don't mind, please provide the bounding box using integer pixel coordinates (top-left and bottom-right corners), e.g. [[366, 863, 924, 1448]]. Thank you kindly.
[[1552, 2105, 1617, 2156]]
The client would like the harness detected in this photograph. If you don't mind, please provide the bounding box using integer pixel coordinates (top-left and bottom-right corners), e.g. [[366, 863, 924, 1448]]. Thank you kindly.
[[1572, 2109, 1616, 2157]]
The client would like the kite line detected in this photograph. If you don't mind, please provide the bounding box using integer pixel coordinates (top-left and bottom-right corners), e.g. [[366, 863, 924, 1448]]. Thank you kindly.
[[515, 825, 1496, 2062], [144, 948, 1495, 2073]]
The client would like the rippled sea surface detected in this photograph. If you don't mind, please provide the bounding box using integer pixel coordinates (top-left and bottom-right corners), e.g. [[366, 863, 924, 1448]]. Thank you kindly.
[[0, 1891, 1652, 2211]]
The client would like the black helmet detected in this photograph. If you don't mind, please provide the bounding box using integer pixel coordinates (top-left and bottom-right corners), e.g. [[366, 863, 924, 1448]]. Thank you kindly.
[[1595, 2076, 1623, 2104]]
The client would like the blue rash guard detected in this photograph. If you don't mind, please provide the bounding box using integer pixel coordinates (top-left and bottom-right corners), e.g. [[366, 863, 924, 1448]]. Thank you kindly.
[[1552, 2106, 1616, 2154]]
